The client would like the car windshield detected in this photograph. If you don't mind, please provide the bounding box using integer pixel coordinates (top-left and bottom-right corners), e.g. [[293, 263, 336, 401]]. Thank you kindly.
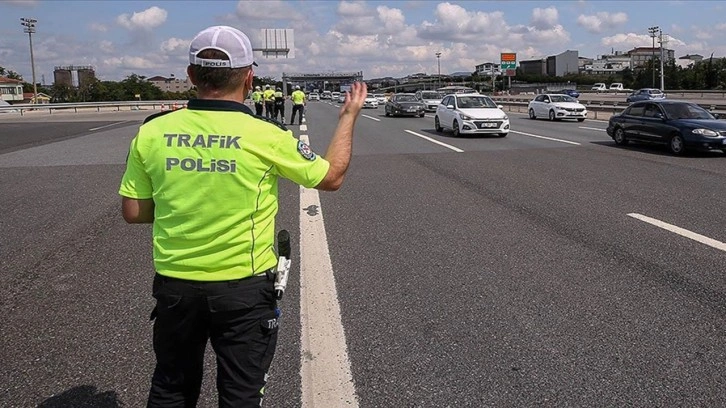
[[420, 92, 443, 99], [456, 96, 497, 108], [662, 103, 715, 120], [549, 95, 577, 103], [394, 94, 417, 102]]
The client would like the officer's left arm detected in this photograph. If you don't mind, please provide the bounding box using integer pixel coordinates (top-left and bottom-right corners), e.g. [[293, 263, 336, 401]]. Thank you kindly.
[[122, 197, 155, 223]]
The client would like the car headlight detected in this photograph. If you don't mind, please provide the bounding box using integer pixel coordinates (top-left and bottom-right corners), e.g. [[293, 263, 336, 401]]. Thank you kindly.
[[692, 128, 719, 137], [459, 113, 472, 120], [502, 115, 509, 121]]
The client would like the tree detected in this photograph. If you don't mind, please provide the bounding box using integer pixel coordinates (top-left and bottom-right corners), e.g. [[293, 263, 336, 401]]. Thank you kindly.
[[0, 66, 23, 80]]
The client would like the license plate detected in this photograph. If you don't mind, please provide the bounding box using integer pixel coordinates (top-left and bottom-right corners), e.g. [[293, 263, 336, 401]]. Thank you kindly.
[[408, 108, 417, 112], [481, 123, 496, 128]]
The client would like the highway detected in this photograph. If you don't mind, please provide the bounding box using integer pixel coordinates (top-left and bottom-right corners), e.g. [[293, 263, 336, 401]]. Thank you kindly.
[[1, 102, 725, 407]]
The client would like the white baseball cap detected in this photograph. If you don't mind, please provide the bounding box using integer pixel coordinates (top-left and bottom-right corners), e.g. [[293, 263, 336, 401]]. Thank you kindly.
[[189, 25, 257, 68]]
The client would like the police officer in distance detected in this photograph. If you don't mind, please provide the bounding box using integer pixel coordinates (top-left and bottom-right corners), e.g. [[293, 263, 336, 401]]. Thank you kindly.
[[289, 85, 306, 125], [118, 25, 367, 407], [273, 86, 286, 122], [263, 84, 275, 118], [251, 85, 264, 115]]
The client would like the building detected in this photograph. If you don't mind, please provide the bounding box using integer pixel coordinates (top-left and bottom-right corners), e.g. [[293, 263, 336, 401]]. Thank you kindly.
[[475, 62, 502, 77], [53, 65, 96, 87], [0, 77, 24, 103], [22, 92, 51, 104], [519, 58, 547, 75], [77, 67, 96, 88], [53, 68, 72, 87], [147, 75, 194, 93], [582, 51, 632, 74], [628, 47, 675, 68], [547, 50, 579, 76]]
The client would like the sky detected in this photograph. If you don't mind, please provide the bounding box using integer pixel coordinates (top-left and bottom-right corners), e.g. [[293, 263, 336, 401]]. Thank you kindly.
[[2, 0, 726, 84]]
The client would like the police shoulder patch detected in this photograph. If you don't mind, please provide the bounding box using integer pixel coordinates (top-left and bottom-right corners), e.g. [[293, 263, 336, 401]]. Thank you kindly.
[[297, 140, 316, 161]]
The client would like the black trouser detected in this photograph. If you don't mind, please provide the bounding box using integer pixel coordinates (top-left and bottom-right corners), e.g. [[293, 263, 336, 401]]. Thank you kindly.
[[264, 101, 274, 118], [290, 104, 304, 125], [254, 102, 263, 116], [274, 102, 285, 122], [147, 273, 279, 408]]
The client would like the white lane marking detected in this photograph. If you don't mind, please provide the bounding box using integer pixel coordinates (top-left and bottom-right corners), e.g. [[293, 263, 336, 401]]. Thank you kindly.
[[509, 130, 581, 145], [579, 126, 606, 132], [298, 134, 359, 407], [404, 130, 464, 152], [361, 114, 380, 121], [628, 213, 726, 252], [89, 121, 125, 131], [300, 124, 307, 132]]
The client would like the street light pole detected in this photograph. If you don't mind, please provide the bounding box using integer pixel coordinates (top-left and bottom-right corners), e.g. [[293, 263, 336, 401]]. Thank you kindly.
[[648, 26, 659, 88], [20, 17, 38, 104], [436, 52, 441, 90], [659, 30, 667, 91]]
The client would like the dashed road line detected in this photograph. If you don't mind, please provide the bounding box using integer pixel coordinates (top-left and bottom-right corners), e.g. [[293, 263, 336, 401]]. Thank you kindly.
[[404, 130, 464, 152], [361, 114, 380, 121], [628, 213, 726, 252], [579, 126, 607, 132], [89, 121, 126, 131], [509, 130, 581, 145]]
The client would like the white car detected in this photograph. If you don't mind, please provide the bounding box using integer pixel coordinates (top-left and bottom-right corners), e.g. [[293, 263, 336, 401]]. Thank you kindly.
[[337, 93, 346, 103], [528, 94, 587, 122], [308, 92, 320, 101], [415, 90, 444, 112], [331, 92, 341, 101], [362, 96, 378, 108], [434, 93, 509, 137], [591, 83, 607, 92], [374, 94, 387, 104]]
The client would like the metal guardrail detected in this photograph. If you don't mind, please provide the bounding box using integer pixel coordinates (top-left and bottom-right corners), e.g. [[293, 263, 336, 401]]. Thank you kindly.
[[0, 100, 188, 116]]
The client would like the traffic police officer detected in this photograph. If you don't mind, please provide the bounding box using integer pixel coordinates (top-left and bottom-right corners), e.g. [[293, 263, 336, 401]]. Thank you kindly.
[[273, 86, 285, 122], [290, 85, 306, 125], [119, 25, 368, 407], [251, 85, 263, 115], [263, 84, 275, 118]]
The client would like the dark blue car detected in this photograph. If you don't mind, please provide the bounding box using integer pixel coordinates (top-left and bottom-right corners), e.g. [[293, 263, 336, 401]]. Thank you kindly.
[[606, 100, 726, 155], [561, 89, 580, 98]]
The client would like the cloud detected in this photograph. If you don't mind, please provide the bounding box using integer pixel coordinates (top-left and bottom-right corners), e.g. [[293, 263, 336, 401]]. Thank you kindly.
[[601, 33, 652, 50], [160, 37, 189, 54], [576, 11, 628, 33], [531, 7, 559, 30], [235, 0, 305, 20], [89, 23, 108, 33], [337, 1, 371, 17], [3, 0, 38, 7], [117, 6, 168, 31], [99, 40, 114, 54]]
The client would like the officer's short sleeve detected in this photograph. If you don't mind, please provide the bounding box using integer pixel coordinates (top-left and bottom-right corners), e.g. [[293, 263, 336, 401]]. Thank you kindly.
[[272, 136, 330, 189], [119, 135, 153, 199]]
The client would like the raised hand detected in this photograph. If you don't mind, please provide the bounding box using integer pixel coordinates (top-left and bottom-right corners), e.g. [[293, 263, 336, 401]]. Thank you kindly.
[[339, 81, 368, 119]]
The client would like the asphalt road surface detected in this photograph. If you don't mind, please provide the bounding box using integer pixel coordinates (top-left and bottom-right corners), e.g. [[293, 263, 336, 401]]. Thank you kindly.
[[1, 103, 725, 407]]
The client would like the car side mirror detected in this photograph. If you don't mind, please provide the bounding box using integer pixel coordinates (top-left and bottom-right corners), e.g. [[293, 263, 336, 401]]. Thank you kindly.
[[497, 105, 504, 109], [654, 113, 664, 120], [446, 105, 455, 109], [713, 113, 720, 119]]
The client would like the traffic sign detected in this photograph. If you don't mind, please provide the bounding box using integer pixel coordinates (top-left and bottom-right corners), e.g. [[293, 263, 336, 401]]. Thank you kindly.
[[500, 52, 516, 70]]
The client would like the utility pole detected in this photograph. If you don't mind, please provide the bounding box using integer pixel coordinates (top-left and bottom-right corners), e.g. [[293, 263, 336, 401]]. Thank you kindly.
[[436, 52, 441, 90], [659, 30, 667, 91], [648, 26, 659, 88], [21, 18, 38, 104]]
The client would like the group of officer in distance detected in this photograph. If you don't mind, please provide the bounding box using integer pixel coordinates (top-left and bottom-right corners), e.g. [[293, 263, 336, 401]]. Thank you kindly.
[[250, 83, 307, 125]]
